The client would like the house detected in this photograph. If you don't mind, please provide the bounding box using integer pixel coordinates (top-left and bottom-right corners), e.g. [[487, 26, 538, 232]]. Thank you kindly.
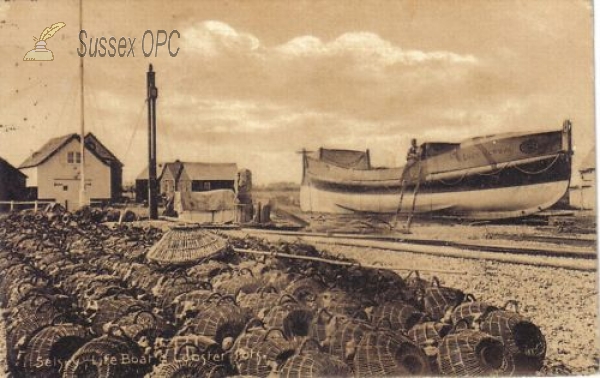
[[19, 133, 123, 210], [0, 157, 27, 201], [135, 160, 238, 202], [569, 148, 595, 210]]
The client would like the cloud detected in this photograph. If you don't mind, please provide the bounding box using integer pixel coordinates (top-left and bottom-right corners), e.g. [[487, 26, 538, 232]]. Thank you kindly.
[[181, 20, 261, 57], [275, 32, 477, 67]]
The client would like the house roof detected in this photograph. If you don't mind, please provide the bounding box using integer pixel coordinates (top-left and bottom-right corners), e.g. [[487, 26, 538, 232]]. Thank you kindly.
[[179, 162, 238, 181], [136, 161, 238, 181], [0, 156, 27, 178], [580, 147, 595, 173], [19, 133, 123, 169], [136, 162, 167, 180]]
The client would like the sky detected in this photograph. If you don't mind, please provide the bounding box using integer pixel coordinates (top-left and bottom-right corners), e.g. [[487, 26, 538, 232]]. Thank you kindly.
[[0, 0, 595, 185]]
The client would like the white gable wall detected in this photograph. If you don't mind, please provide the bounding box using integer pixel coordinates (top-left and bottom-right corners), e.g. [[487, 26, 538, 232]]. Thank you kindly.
[[36, 139, 111, 208]]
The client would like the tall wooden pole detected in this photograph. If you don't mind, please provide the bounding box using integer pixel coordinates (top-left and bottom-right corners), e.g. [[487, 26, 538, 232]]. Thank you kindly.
[[147, 64, 158, 219], [78, 0, 87, 209]]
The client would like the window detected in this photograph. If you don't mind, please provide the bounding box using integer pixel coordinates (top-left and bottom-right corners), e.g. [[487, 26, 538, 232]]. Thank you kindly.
[[63, 185, 68, 191], [204, 182, 211, 191], [67, 152, 81, 163]]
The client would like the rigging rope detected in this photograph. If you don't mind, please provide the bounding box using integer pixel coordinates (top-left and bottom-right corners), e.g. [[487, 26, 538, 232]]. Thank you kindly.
[[513, 154, 562, 175], [123, 100, 148, 161]]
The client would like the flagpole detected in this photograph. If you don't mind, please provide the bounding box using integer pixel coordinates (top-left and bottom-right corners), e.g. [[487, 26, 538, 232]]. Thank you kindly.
[[78, 0, 87, 209]]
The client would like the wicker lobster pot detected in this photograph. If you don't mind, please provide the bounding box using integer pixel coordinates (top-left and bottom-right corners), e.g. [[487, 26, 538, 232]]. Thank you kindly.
[[479, 302, 546, 373], [449, 296, 499, 325], [407, 321, 452, 373], [88, 296, 151, 336], [212, 269, 266, 297], [278, 339, 352, 378], [369, 300, 428, 333], [437, 328, 512, 375], [146, 225, 228, 265], [262, 295, 316, 340], [161, 334, 225, 363], [153, 336, 229, 378], [6, 301, 73, 371], [353, 330, 431, 376], [322, 315, 374, 364], [155, 276, 212, 309], [178, 296, 249, 346], [284, 277, 327, 304], [150, 359, 230, 378], [171, 290, 221, 321], [422, 277, 466, 321], [237, 289, 281, 318], [62, 334, 149, 378], [231, 323, 295, 377], [316, 289, 363, 317], [186, 260, 232, 281], [21, 323, 89, 378]]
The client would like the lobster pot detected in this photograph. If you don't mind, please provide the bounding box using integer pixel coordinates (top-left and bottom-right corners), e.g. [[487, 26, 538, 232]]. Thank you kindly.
[[353, 331, 430, 376], [479, 310, 546, 372], [180, 301, 248, 345], [450, 301, 498, 325], [213, 275, 266, 296], [186, 260, 231, 280], [90, 297, 150, 336], [407, 322, 452, 373], [263, 304, 315, 340], [62, 335, 149, 378], [369, 301, 426, 333], [437, 329, 511, 375], [325, 317, 373, 363], [146, 225, 228, 265], [162, 335, 225, 363], [316, 290, 363, 317], [231, 328, 294, 377], [423, 284, 465, 321], [237, 292, 281, 316], [150, 360, 229, 378], [22, 324, 89, 378], [284, 277, 327, 303], [279, 352, 352, 378]]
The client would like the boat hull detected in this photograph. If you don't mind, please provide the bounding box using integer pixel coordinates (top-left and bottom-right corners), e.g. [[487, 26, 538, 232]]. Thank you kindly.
[[301, 178, 570, 220], [300, 124, 572, 220]]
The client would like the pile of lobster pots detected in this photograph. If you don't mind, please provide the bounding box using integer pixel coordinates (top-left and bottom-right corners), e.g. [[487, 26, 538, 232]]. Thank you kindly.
[[0, 207, 547, 377]]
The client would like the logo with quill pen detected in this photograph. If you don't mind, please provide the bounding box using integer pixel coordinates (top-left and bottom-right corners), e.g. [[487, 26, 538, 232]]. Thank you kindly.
[[23, 22, 66, 61]]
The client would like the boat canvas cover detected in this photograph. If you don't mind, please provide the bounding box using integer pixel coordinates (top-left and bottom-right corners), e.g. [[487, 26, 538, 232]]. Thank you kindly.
[[307, 157, 404, 184], [319, 148, 370, 169], [175, 189, 235, 213]]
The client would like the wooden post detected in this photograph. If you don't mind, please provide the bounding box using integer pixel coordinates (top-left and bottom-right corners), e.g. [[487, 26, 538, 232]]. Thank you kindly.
[[34, 200, 38, 212], [10, 201, 14, 212], [147, 64, 159, 220]]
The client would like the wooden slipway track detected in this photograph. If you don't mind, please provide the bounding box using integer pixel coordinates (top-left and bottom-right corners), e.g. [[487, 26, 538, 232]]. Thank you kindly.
[[232, 228, 597, 272]]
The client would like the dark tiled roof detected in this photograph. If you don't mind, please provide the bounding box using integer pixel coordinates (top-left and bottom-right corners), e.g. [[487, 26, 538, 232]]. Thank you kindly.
[[0, 156, 26, 178]]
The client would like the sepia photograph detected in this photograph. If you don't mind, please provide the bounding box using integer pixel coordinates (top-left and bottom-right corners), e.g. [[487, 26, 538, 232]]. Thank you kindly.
[[0, 0, 598, 376]]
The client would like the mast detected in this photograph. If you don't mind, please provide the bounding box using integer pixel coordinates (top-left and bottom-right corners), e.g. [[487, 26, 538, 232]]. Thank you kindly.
[[78, 0, 87, 209], [147, 64, 158, 219]]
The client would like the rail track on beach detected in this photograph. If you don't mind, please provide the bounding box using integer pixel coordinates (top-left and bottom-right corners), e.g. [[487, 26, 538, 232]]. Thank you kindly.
[[232, 228, 598, 272]]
